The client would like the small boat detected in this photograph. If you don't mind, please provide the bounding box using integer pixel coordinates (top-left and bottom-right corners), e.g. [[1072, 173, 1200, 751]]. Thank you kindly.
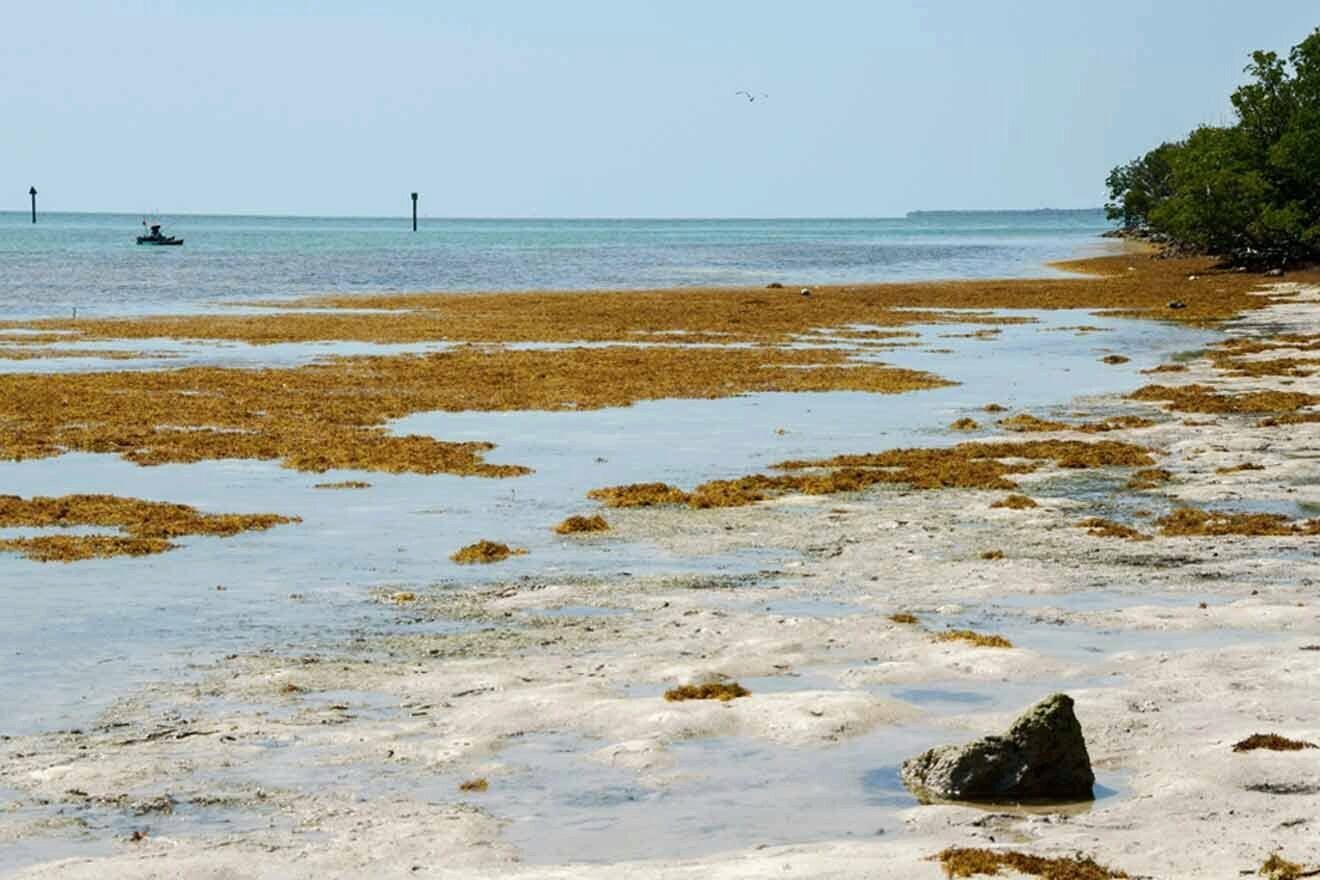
[[137, 222, 183, 246]]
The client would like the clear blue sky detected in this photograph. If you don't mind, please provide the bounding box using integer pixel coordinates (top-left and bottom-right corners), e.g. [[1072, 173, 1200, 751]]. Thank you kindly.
[[5, 1, 1316, 217]]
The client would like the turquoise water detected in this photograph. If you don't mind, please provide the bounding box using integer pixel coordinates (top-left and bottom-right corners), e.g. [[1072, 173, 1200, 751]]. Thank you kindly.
[[0, 210, 1110, 317]]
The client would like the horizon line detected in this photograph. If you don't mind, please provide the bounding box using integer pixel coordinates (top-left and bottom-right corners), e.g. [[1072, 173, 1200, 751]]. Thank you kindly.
[[3, 207, 1107, 222]]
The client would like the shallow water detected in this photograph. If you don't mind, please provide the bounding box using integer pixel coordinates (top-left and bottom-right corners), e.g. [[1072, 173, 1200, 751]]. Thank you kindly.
[[131, 714, 1124, 864], [452, 728, 938, 862], [0, 830, 115, 877], [989, 589, 1232, 613], [0, 211, 1112, 319], [0, 790, 287, 876], [151, 723, 937, 861], [1031, 470, 1320, 529], [880, 676, 1121, 714], [925, 605, 1268, 661], [0, 337, 465, 375], [460, 728, 1122, 862], [0, 309, 1221, 736], [755, 598, 865, 618], [626, 665, 1120, 714]]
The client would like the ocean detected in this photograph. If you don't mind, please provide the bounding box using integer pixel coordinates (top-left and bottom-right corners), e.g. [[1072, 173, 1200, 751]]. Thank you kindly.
[[0, 210, 1112, 317]]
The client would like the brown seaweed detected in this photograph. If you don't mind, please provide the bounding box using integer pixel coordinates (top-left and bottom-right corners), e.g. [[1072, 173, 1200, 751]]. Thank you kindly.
[[936, 847, 1129, 879], [663, 682, 750, 702]]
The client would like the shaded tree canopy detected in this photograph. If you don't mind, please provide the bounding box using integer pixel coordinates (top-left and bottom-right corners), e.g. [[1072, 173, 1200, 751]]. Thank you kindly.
[[1105, 28, 1320, 265]]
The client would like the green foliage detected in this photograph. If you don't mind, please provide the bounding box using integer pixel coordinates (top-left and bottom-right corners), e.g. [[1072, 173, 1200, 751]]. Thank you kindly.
[[1104, 142, 1180, 229], [1148, 126, 1267, 254], [1106, 28, 1320, 264]]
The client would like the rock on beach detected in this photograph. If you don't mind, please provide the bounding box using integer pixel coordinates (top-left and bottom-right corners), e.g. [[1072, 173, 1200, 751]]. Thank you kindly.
[[900, 692, 1095, 802]]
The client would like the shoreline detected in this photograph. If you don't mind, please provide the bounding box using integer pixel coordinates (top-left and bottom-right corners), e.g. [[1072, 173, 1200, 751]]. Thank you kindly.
[[1, 250, 1267, 490], [1, 256, 1319, 877], [4, 252, 1309, 347]]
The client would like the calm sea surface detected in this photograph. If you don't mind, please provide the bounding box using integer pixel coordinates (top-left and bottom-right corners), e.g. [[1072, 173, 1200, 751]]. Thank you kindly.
[[0, 210, 1111, 318]]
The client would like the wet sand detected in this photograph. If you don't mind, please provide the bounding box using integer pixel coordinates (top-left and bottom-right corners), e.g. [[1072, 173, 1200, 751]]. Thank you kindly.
[[1, 260, 1319, 878]]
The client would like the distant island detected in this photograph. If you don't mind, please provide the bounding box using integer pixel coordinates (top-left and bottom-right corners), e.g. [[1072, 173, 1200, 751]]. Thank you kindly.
[[906, 208, 1103, 219]]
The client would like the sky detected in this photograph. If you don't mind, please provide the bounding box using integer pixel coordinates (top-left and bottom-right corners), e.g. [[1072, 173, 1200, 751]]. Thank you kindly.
[[4, 1, 1317, 217]]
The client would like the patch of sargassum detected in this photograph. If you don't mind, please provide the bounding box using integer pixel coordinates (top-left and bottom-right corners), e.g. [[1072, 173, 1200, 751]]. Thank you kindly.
[[0, 346, 948, 476], [582, 310, 1320, 545], [0, 494, 297, 562], [6, 254, 1311, 346], [0, 254, 1313, 481], [588, 439, 1156, 509]]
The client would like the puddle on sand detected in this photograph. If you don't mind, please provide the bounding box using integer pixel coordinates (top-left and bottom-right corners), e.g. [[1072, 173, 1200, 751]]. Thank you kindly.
[[0, 792, 286, 876], [1033, 470, 1320, 531], [756, 598, 864, 618], [924, 605, 1269, 661], [0, 542, 386, 737], [990, 590, 1230, 613], [890, 687, 994, 708], [0, 834, 115, 878], [0, 337, 463, 375], [699, 594, 865, 619], [907, 776, 1123, 815], [290, 689, 407, 723], [455, 728, 942, 863], [880, 676, 1119, 715], [1227, 497, 1320, 521], [453, 729, 1125, 863], [626, 667, 1120, 712], [190, 736, 420, 800]]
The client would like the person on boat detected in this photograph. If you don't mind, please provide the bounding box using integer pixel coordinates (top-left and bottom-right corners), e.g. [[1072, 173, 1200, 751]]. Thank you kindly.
[[137, 219, 181, 245]]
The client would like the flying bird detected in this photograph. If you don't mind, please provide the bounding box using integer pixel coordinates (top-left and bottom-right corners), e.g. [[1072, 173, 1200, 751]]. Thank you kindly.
[[735, 90, 768, 102]]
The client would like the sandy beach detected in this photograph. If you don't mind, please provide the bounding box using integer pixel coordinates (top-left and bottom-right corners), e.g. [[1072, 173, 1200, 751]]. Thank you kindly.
[[2, 254, 1320, 879]]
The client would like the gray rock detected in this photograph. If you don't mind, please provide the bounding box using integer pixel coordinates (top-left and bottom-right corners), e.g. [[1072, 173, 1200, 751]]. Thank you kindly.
[[1167, 300, 1187, 309], [800, 287, 812, 297], [900, 693, 1094, 803], [1265, 268, 1285, 277]]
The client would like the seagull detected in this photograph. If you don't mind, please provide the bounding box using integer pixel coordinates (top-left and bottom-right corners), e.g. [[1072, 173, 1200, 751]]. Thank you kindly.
[[735, 90, 768, 102]]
